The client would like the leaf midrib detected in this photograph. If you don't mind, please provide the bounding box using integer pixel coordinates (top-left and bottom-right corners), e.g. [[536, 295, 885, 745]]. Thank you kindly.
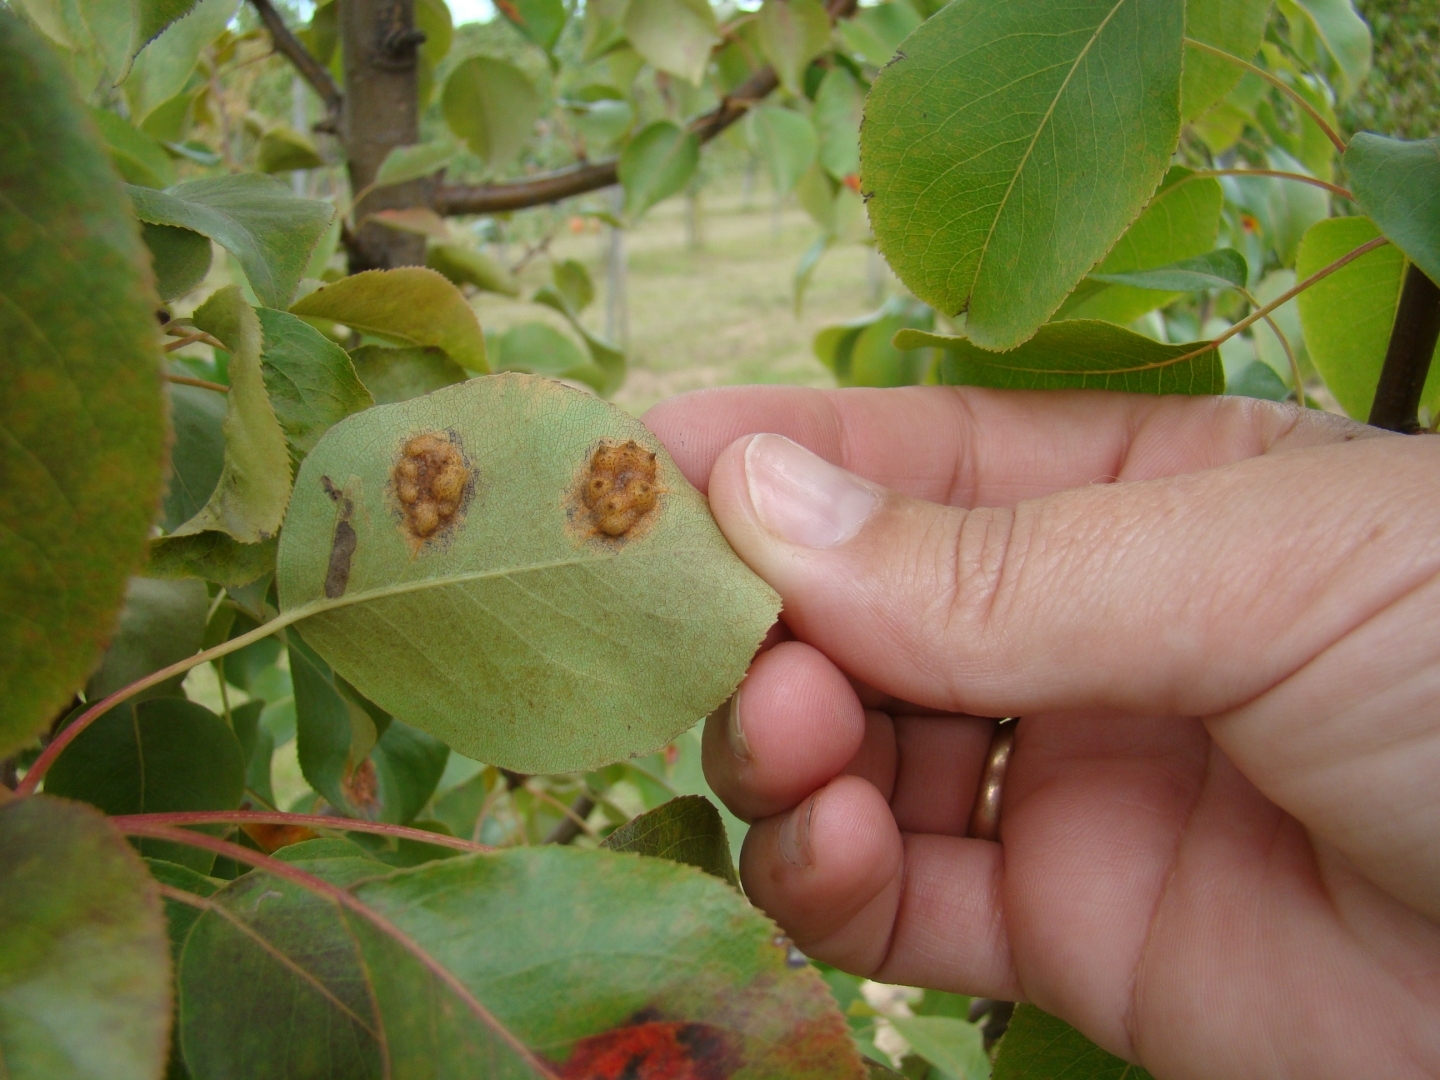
[[967, 0, 1132, 309]]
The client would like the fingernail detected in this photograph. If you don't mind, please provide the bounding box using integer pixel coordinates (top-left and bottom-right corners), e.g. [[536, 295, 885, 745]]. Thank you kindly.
[[726, 692, 750, 762], [778, 794, 817, 868], [744, 434, 877, 549]]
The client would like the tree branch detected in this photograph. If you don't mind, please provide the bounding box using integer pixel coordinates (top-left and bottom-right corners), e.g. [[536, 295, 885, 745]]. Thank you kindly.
[[249, 0, 343, 130], [433, 0, 858, 217], [543, 793, 597, 845], [1369, 264, 1440, 433]]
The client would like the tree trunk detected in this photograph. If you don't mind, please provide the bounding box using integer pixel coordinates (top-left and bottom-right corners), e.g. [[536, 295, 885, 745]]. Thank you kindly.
[[340, 0, 430, 272]]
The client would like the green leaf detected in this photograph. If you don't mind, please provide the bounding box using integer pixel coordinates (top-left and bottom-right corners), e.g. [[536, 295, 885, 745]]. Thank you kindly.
[[1061, 169, 1224, 323], [374, 139, 458, 188], [849, 306, 935, 387], [908, 319, 1224, 394], [178, 844, 864, 1078], [289, 629, 385, 817], [1181, 0, 1272, 120], [123, 0, 237, 124], [167, 287, 292, 544], [1227, 358, 1291, 400], [46, 697, 245, 870], [135, 0, 206, 46], [581, 0, 630, 62], [146, 533, 277, 587], [1223, 148, 1330, 268], [1089, 248, 1248, 291], [865, 1062, 908, 1080], [888, 1016, 989, 1080], [0, 797, 171, 1080], [159, 384, 225, 532], [256, 124, 325, 173], [144, 224, 212, 302], [601, 794, 740, 886], [499, 0, 568, 52], [838, 1, 920, 66], [0, 9, 167, 757], [127, 175, 335, 309], [570, 96, 635, 151], [1343, 134, 1440, 287], [619, 120, 700, 220], [1286, 0, 1371, 99], [257, 307, 374, 466], [350, 345, 470, 405], [532, 286, 628, 394], [992, 1004, 1155, 1079], [441, 56, 542, 171], [491, 321, 598, 386], [794, 233, 831, 315], [275, 374, 779, 774], [751, 105, 818, 196], [814, 66, 863, 181], [415, 0, 453, 67], [553, 258, 595, 313], [758, 0, 831, 97], [85, 577, 209, 700], [91, 108, 175, 188], [426, 241, 521, 296], [228, 698, 275, 804], [290, 267, 490, 373], [623, 0, 719, 85], [861, 0, 1186, 350], [1296, 215, 1440, 419]]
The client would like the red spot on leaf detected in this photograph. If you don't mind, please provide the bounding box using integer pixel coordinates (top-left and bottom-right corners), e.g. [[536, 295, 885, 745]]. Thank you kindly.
[[241, 823, 319, 853], [557, 1021, 739, 1080], [842, 173, 861, 193]]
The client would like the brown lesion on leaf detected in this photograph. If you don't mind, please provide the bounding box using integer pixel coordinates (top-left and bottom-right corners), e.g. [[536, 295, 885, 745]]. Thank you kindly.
[[342, 756, 380, 814], [570, 439, 664, 545], [553, 1009, 740, 1080], [321, 476, 358, 599], [391, 431, 474, 549]]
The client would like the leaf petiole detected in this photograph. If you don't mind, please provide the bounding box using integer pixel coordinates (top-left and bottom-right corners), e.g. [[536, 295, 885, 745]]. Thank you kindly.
[[1183, 38, 1347, 155], [112, 810, 495, 854], [1193, 168, 1352, 200]]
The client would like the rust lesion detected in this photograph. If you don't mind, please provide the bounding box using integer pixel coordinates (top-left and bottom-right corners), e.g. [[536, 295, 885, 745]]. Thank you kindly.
[[392, 431, 473, 547], [321, 476, 358, 599], [577, 439, 663, 540]]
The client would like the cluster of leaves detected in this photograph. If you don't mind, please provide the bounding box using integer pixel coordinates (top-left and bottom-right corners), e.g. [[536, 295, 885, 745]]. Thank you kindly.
[[4, 0, 1436, 1077], [811, 0, 1439, 426]]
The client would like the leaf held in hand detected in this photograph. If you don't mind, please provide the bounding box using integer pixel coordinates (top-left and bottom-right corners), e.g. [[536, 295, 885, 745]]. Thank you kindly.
[[276, 374, 779, 774]]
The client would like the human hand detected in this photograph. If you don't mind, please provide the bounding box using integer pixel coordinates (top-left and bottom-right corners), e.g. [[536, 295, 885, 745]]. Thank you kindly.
[[643, 386, 1440, 1079]]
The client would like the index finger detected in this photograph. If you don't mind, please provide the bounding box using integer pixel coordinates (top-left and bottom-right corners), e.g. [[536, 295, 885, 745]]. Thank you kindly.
[[642, 385, 1366, 507]]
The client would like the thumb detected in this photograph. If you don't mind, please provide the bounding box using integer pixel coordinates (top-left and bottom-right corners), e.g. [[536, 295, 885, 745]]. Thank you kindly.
[[706, 432, 1429, 719]]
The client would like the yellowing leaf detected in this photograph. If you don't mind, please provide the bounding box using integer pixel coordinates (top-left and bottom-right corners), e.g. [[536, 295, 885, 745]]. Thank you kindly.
[[623, 0, 718, 85], [275, 374, 779, 773], [440, 56, 541, 170], [757, 0, 831, 97], [290, 267, 490, 373]]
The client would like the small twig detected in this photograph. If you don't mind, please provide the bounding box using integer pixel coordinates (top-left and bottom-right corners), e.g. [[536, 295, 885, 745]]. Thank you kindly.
[[1183, 38, 1347, 155], [164, 372, 229, 392], [111, 810, 494, 854], [508, 232, 555, 276], [530, 788, 598, 842], [1194, 168, 1352, 200], [542, 793, 598, 845], [165, 325, 228, 350], [1369, 264, 1440, 433], [119, 822, 562, 1079], [247, 0, 343, 129]]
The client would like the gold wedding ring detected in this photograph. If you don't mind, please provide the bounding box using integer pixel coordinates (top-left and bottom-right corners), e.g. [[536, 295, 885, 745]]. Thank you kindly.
[[967, 719, 1017, 842]]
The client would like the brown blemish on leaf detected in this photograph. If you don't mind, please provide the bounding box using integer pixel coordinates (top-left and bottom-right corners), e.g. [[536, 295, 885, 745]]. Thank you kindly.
[[240, 822, 320, 853], [555, 1015, 739, 1080], [577, 439, 662, 540], [392, 431, 472, 546], [321, 475, 358, 599], [343, 756, 380, 813]]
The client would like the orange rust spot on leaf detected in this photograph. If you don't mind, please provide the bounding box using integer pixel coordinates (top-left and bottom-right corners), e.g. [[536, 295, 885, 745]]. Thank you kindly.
[[393, 431, 471, 544], [556, 1020, 739, 1080], [241, 822, 320, 853], [343, 757, 380, 812], [581, 440, 661, 538]]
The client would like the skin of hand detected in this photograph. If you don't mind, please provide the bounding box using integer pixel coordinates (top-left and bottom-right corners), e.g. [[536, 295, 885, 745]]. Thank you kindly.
[[642, 386, 1440, 1080]]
